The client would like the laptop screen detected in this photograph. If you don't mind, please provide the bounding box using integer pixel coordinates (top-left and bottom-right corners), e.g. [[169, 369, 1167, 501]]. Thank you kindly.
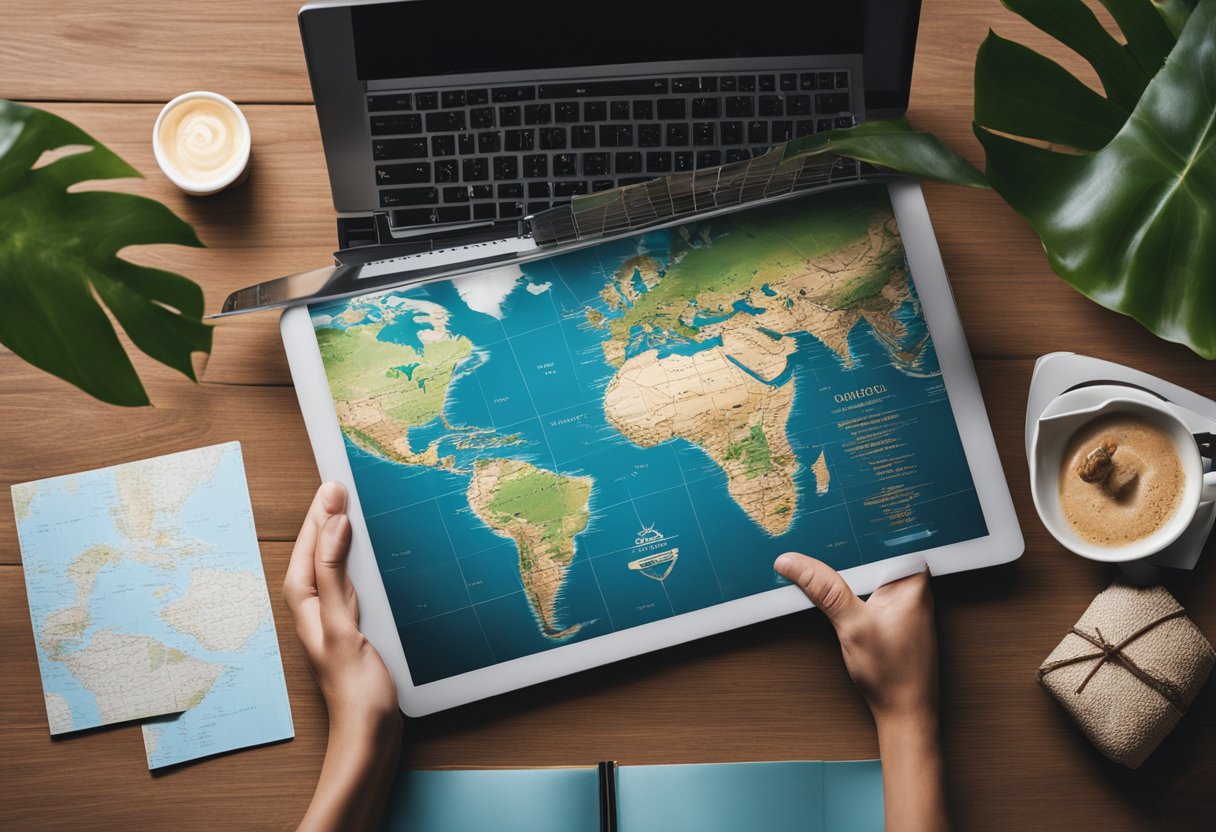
[[351, 1, 864, 81]]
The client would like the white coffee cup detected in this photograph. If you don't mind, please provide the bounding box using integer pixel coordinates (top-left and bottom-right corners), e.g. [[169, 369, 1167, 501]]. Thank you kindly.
[[1030, 385, 1216, 563], [152, 91, 251, 196]]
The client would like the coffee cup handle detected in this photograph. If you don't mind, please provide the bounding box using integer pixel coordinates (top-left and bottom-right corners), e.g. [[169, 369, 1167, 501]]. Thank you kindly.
[[1203, 471, 1216, 503]]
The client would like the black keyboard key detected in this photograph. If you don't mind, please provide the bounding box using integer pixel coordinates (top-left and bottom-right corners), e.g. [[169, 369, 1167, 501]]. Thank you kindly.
[[470, 107, 495, 129], [787, 95, 812, 116], [368, 93, 412, 112], [657, 99, 686, 119], [836, 72, 849, 89], [671, 77, 696, 93], [431, 135, 455, 157], [816, 92, 850, 113], [444, 185, 469, 202], [505, 129, 535, 151], [375, 163, 430, 185], [772, 121, 793, 142], [436, 206, 471, 223], [619, 176, 651, 186], [467, 88, 489, 105], [725, 97, 753, 118], [462, 158, 489, 181], [500, 106, 522, 126], [392, 207, 439, 225], [528, 182, 550, 198], [818, 72, 835, 89], [614, 125, 633, 146], [721, 121, 743, 145], [720, 76, 737, 91], [527, 201, 550, 213], [441, 90, 466, 108], [493, 156, 518, 180], [738, 75, 756, 92], [584, 101, 608, 121], [759, 95, 783, 117], [725, 148, 750, 162], [835, 116, 856, 129], [611, 101, 631, 120], [572, 125, 596, 148], [759, 74, 776, 91], [696, 150, 722, 168], [554, 180, 589, 197], [459, 133, 475, 154], [796, 119, 815, 137], [674, 151, 694, 172], [700, 76, 718, 92], [524, 104, 551, 124], [779, 73, 797, 91], [370, 114, 421, 135], [492, 86, 535, 102], [498, 183, 524, 199], [435, 159, 458, 182], [540, 127, 567, 149], [693, 122, 715, 146], [538, 78, 667, 98], [646, 151, 672, 172], [591, 179, 614, 191], [553, 153, 577, 176], [373, 137, 427, 160], [666, 123, 689, 146], [691, 97, 719, 118], [414, 92, 438, 110], [751, 147, 769, 158], [800, 73, 818, 91], [817, 118, 834, 132], [556, 101, 580, 122], [615, 151, 642, 173], [748, 121, 768, 143], [583, 153, 609, 175], [599, 124, 617, 147], [426, 111, 466, 132], [500, 202, 523, 217], [380, 187, 438, 208], [523, 154, 548, 178], [632, 100, 653, 120], [473, 202, 497, 219], [471, 184, 494, 199], [639, 123, 662, 147]]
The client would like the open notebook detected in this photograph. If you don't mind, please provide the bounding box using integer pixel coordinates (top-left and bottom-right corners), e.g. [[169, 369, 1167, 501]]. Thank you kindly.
[[383, 760, 883, 832]]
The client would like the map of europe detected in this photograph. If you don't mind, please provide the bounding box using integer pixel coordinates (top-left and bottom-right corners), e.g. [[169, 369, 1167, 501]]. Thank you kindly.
[[13, 443, 294, 768], [311, 185, 987, 684]]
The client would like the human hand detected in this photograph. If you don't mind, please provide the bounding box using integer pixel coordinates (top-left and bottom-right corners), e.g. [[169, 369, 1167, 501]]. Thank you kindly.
[[773, 553, 938, 725], [284, 482, 400, 732]]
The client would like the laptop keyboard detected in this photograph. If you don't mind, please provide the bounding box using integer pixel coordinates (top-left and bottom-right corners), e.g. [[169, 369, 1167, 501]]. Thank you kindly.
[[367, 71, 856, 229]]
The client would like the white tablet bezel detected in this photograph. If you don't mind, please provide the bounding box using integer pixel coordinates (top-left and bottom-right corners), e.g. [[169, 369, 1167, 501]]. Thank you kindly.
[[280, 179, 1022, 716]]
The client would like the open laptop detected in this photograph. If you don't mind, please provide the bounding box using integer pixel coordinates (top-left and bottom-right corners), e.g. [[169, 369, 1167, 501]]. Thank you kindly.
[[298, 0, 923, 250]]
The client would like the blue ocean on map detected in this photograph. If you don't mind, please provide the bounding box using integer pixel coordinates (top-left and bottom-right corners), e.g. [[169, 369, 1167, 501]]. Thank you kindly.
[[311, 185, 987, 684]]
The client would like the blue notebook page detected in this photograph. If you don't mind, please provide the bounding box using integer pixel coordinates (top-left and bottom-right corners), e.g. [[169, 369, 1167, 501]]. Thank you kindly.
[[383, 760, 882, 831]]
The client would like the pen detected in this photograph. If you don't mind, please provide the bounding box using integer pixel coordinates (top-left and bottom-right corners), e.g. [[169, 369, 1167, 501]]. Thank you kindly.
[[597, 760, 618, 832]]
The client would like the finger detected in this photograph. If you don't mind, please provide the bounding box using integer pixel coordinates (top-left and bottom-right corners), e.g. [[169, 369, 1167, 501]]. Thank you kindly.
[[315, 513, 358, 635], [870, 565, 933, 606], [283, 482, 347, 611], [774, 552, 863, 627]]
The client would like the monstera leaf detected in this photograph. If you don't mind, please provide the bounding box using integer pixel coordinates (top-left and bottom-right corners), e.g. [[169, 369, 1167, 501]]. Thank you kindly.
[[787, 0, 1216, 359], [0, 101, 210, 406]]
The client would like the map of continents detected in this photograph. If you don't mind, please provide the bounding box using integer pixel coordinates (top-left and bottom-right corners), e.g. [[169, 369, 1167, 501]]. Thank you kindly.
[[310, 184, 985, 684]]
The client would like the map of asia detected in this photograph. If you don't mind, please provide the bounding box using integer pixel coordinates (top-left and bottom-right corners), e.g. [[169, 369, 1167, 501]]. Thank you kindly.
[[310, 184, 987, 684]]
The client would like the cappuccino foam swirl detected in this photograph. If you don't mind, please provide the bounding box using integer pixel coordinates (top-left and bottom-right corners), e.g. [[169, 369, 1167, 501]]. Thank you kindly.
[[158, 97, 247, 186]]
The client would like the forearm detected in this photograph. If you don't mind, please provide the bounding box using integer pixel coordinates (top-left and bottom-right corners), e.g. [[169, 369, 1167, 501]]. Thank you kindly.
[[875, 710, 950, 832], [299, 711, 403, 832]]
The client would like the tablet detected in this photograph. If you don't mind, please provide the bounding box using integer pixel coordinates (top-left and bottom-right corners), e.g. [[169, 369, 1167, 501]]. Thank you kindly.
[[281, 180, 1022, 716]]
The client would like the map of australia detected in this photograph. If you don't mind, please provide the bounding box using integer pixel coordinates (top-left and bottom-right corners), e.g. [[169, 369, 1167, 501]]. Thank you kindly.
[[311, 184, 987, 685]]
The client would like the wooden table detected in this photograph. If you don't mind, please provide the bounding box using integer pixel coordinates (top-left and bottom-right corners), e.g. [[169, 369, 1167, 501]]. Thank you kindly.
[[3, 2, 1214, 829]]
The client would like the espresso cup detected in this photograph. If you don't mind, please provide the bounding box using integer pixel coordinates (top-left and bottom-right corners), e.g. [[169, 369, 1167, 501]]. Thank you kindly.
[[152, 91, 251, 196], [1030, 386, 1216, 563]]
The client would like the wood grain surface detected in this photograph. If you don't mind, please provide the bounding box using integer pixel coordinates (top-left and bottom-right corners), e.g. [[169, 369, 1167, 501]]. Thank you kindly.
[[3, 2, 1215, 830]]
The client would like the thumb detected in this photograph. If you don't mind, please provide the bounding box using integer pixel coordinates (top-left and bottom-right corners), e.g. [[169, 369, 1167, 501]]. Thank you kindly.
[[774, 553, 863, 628], [315, 513, 357, 633]]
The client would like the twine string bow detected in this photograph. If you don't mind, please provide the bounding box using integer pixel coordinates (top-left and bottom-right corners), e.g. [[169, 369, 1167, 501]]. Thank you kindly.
[[1038, 608, 1188, 712]]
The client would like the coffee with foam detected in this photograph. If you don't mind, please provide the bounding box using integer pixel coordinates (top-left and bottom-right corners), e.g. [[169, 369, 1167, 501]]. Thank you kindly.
[[154, 93, 249, 194]]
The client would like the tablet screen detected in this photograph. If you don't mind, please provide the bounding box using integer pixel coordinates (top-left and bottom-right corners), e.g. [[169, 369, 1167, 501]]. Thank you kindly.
[[307, 183, 986, 685]]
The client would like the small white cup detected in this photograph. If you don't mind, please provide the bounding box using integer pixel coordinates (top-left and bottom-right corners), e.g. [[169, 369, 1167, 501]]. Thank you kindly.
[[1030, 386, 1216, 563], [152, 91, 251, 196]]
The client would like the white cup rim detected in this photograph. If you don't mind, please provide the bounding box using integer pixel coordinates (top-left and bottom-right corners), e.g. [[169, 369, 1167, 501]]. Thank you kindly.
[[1031, 395, 1202, 562], [152, 91, 251, 195]]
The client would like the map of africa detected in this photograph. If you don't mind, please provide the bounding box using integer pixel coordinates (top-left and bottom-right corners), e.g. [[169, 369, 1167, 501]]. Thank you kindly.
[[13, 443, 293, 768], [311, 185, 987, 684]]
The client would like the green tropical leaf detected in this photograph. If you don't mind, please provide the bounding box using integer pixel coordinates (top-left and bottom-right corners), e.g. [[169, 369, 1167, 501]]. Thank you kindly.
[[0, 100, 210, 406]]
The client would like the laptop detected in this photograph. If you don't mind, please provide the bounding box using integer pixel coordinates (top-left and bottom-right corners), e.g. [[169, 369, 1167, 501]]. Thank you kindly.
[[298, 0, 923, 251]]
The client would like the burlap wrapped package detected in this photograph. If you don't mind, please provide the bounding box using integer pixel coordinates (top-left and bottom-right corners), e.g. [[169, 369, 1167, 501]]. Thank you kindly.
[[1038, 581, 1214, 768]]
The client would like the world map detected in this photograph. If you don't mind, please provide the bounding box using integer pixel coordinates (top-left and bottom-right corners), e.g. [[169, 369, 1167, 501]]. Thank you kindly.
[[310, 185, 987, 684], [13, 443, 293, 768]]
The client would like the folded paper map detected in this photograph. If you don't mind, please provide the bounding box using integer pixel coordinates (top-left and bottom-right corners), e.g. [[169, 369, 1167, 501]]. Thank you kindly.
[[12, 442, 293, 768]]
